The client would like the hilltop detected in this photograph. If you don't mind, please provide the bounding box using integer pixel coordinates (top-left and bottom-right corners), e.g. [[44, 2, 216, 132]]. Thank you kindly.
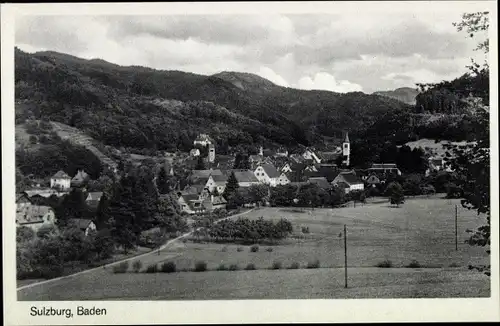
[[15, 48, 414, 155], [373, 87, 419, 105]]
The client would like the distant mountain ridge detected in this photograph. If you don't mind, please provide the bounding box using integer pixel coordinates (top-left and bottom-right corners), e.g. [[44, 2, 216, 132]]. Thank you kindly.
[[14, 48, 412, 154], [373, 87, 419, 105]]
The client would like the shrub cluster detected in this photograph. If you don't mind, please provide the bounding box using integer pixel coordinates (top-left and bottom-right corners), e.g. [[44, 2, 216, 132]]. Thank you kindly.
[[207, 217, 293, 242], [306, 259, 321, 269], [376, 259, 393, 268], [112, 261, 129, 274]]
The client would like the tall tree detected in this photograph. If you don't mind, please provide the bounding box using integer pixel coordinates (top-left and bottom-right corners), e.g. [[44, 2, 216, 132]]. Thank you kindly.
[[223, 172, 239, 200], [55, 188, 88, 227], [195, 155, 206, 170], [157, 166, 171, 194]]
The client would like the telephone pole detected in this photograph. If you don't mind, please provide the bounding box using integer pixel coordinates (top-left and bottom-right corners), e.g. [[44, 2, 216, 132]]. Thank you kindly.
[[344, 224, 348, 288], [455, 204, 458, 251]]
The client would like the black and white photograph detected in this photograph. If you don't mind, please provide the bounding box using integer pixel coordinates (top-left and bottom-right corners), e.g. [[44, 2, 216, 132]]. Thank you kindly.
[[2, 1, 499, 324]]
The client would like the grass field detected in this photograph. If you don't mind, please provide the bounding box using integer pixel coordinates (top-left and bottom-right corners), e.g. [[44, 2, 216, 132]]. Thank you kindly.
[[17, 196, 490, 300], [153, 197, 489, 271]]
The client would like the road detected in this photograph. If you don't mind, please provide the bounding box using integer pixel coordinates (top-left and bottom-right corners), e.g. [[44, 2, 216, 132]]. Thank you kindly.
[[16, 208, 255, 292]]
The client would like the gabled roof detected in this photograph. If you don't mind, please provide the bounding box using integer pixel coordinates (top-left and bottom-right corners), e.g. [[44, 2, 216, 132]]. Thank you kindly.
[[233, 170, 259, 183], [52, 170, 70, 179], [24, 189, 63, 198], [72, 170, 89, 182], [16, 205, 53, 224], [86, 192, 103, 201], [183, 184, 206, 195], [191, 169, 223, 179], [318, 152, 341, 161], [211, 174, 228, 183], [69, 218, 94, 230], [212, 196, 227, 205], [337, 172, 363, 185], [180, 193, 200, 202], [308, 177, 331, 189], [258, 164, 280, 178]]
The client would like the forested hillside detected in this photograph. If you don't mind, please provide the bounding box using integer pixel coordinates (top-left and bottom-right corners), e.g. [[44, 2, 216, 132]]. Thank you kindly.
[[15, 48, 412, 154]]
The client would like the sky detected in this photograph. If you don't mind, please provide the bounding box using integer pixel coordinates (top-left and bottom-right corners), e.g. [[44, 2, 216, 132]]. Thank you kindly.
[[15, 13, 487, 94]]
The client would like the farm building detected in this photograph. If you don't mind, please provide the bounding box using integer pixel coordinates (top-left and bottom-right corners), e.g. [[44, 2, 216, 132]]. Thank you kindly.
[[254, 164, 280, 187], [332, 171, 364, 193], [69, 218, 97, 236], [71, 170, 90, 187]]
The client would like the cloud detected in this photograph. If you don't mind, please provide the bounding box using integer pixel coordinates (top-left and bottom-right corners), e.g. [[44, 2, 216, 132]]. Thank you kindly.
[[298, 72, 363, 93], [256, 67, 289, 87], [14, 12, 483, 93]]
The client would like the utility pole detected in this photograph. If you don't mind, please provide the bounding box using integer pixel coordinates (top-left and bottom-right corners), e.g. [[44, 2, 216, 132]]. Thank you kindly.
[[455, 204, 458, 251], [344, 224, 348, 288]]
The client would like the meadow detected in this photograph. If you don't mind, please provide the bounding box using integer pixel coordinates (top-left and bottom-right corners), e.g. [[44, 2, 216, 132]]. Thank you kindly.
[[18, 196, 490, 300]]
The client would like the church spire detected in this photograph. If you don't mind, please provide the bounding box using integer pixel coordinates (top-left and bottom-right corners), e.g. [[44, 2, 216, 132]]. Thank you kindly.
[[344, 131, 350, 143]]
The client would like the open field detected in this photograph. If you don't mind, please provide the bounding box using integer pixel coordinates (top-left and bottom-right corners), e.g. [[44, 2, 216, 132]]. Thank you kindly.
[[18, 267, 489, 300], [17, 196, 490, 300], [404, 138, 471, 158]]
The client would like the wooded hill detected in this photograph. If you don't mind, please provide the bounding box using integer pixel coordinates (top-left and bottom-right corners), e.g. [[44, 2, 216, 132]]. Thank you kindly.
[[15, 48, 412, 154]]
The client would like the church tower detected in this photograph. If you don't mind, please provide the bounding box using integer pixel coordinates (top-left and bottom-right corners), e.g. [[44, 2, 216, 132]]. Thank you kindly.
[[259, 146, 263, 156], [342, 132, 350, 167], [208, 143, 215, 163]]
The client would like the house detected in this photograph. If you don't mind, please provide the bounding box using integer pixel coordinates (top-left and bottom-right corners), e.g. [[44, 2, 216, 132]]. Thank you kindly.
[[189, 169, 223, 186], [23, 188, 67, 199], [232, 170, 260, 187], [289, 153, 305, 164], [16, 193, 32, 209], [254, 164, 280, 187], [71, 170, 90, 188], [368, 163, 402, 176], [205, 174, 228, 194], [275, 147, 289, 157], [86, 192, 103, 208], [16, 205, 56, 231], [302, 148, 322, 164], [332, 171, 365, 194], [190, 148, 201, 157], [203, 195, 228, 212], [308, 177, 331, 190], [366, 174, 381, 187], [277, 172, 291, 186], [178, 193, 205, 214], [50, 170, 71, 191], [193, 134, 213, 147], [279, 163, 292, 173], [318, 151, 341, 164], [69, 218, 97, 236]]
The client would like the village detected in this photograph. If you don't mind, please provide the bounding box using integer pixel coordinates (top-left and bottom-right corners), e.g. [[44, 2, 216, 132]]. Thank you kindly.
[[16, 131, 448, 235]]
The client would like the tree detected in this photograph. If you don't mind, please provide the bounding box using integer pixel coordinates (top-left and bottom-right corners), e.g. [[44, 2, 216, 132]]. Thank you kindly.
[[195, 155, 206, 170], [386, 182, 405, 207], [154, 195, 187, 234], [233, 153, 250, 170], [223, 172, 239, 199], [446, 12, 490, 276], [248, 184, 269, 206], [16, 226, 35, 243], [157, 166, 171, 194], [55, 188, 89, 227]]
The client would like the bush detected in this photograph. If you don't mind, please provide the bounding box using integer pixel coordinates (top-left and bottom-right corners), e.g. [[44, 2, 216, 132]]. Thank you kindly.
[[229, 264, 239, 271], [217, 264, 228, 271], [112, 261, 129, 273], [406, 260, 421, 268], [271, 261, 282, 270], [221, 246, 228, 252], [306, 259, 320, 269], [245, 263, 256, 270], [194, 261, 208, 272], [145, 264, 158, 273], [132, 260, 142, 273], [250, 244, 259, 252], [288, 262, 300, 269], [449, 262, 460, 268], [265, 247, 273, 252], [301, 226, 310, 234], [160, 261, 177, 273], [376, 259, 393, 268], [237, 247, 243, 252]]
